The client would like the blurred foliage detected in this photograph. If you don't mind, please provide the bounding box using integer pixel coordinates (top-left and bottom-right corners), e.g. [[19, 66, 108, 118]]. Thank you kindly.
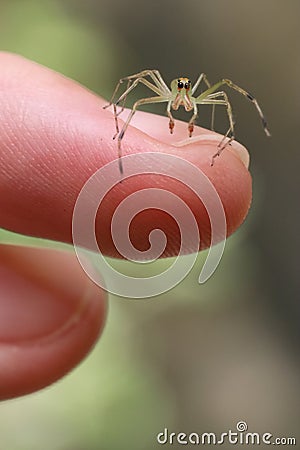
[[0, 0, 125, 95], [0, 0, 299, 449]]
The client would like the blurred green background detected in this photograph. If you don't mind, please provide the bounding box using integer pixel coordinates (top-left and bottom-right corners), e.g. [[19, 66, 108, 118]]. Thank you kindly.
[[0, 0, 299, 449]]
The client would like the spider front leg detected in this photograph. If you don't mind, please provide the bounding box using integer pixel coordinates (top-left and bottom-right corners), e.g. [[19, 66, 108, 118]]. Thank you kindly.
[[187, 101, 198, 137], [116, 95, 170, 175], [166, 101, 175, 134]]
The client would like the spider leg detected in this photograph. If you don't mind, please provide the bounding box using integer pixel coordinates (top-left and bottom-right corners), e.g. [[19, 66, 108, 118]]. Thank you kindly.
[[104, 70, 170, 109], [104, 71, 171, 141], [103, 77, 126, 110], [187, 101, 198, 137], [197, 79, 271, 137], [115, 79, 132, 116], [114, 75, 161, 119], [117, 95, 170, 175], [166, 100, 175, 134], [211, 126, 235, 166], [224, 79, 271, 136], [110, 77, 167, 139], [111, 79, 135, 137], [143, 70, 170, 93], [204, 91, 235, 139], [197, 92, 236, 165], [117, 70, 168, 91], [115, 77, 163, 105], [191, 73, 211, 95], [115, 69, 168, 112], [191, 73, 216, 130], [120, 71, 170, 110]]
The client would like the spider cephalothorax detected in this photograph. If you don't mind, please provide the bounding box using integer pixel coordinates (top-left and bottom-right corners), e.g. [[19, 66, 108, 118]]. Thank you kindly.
[[176, 78, 191, 91]]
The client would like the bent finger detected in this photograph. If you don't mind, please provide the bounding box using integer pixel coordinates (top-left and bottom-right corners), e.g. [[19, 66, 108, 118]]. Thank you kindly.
[[0, 244, 107, 400]]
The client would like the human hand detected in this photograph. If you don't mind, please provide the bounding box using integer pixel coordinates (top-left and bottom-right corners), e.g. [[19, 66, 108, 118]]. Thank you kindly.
[[0, 52, 252, 399]]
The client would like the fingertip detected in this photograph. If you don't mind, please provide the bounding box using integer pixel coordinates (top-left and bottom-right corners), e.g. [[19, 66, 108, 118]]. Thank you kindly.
[[0, 53, 252, 257]]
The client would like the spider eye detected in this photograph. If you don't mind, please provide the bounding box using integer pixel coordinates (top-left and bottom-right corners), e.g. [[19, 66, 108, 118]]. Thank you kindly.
[[185, 81, 191, 90], [177, 80, 184, 89]]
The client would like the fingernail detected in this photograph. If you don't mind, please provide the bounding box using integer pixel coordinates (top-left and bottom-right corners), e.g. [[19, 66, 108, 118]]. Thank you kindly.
[[174, 134, 250, 169], [228, 140, 250, 169]]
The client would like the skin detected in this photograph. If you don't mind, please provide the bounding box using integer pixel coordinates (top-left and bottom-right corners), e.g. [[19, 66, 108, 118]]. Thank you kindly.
[[0, 52, 252, 399]]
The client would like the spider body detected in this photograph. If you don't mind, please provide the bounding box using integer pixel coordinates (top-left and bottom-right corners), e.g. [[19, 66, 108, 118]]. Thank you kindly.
[[104, 70, 270, 174]]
